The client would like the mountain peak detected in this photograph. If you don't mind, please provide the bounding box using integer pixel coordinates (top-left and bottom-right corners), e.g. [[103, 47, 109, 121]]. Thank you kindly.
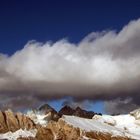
[[38, 103, 57, 114], [59, 105, 75, 116]]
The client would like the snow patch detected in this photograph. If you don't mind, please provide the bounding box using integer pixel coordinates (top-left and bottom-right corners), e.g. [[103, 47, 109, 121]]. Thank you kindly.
[[26, 110, 48, 126], [0, 129, 37, 140]]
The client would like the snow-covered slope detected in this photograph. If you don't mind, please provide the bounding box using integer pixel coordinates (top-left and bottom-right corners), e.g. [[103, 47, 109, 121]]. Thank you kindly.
[[62, 115, 123, 135], [62, 113, 140, 140], [0, 129, 37, 140], [93, 114, 140, 139]]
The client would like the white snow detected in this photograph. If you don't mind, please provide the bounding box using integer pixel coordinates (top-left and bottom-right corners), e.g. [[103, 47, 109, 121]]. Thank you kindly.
[[62, 113, 140, 140], [62, 115, 124, 136], [26, 110, 48, 126], [0, 129, 37, 140], [93, 114, 140, 139]]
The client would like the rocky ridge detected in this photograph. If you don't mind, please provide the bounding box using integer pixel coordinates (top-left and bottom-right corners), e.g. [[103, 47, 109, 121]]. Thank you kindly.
[[0, 109, 35, 134], [0, 104, 137, 140], [59, 105, 102, 119]]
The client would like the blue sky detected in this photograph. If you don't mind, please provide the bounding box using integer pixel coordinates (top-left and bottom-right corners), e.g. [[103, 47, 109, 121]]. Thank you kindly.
[[0, 0, 140, 55], [0, 0, 140, 113], [48, 99, 105, 113]]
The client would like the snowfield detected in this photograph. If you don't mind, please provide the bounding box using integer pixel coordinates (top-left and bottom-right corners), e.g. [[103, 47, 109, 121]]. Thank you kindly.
[[62, 113, 140, 140], [93, 114, 140, 139]]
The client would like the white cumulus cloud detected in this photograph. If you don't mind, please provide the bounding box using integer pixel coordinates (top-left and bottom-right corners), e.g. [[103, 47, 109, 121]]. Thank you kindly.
[[0, 18, 140, 111]]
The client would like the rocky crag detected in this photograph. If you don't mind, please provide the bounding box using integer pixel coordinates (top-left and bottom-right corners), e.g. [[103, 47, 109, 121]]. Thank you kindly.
[[0, 109, 35, 134]]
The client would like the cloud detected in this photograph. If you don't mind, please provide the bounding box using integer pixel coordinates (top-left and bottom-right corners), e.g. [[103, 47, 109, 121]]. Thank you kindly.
[[0, 18, 140, 111], [0, 93, 42, 111], [104, 98, 139, 114], [62, 99, 94, 110]]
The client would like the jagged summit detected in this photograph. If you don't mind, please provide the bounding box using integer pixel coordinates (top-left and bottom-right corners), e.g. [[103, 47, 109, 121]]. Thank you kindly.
[[38, 103, 101, 119], [38, 103, 57, 114], [38, 103, 60, 121], [59, 105, 101, 119], [58, 105, 75, 116]]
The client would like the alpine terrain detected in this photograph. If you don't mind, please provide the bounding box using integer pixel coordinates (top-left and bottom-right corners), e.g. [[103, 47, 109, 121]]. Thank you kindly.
[[0, 104, 139, 140]]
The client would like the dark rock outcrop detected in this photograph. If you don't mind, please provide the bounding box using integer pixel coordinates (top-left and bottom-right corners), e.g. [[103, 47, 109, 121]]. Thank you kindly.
[[74, 106, 101, 119], [59, 105, 75, 116], [59, 105, 102, 119]]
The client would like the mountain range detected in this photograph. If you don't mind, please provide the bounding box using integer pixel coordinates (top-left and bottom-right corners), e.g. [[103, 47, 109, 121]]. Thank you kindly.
[[0, 104, 140, 140]]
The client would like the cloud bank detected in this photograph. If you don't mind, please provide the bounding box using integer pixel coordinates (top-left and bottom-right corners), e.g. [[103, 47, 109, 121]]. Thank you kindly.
[[104, 98, 139, 114], [0, 19, 140, 112]]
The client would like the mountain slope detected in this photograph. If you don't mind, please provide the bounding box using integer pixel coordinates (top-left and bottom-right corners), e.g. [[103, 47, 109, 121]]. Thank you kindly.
[[0, 105, 140, 140], [62, 114, 140, 139]]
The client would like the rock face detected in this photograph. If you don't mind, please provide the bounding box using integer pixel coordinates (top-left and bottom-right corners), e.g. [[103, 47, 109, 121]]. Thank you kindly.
[[74, 106, 98, 119], [59, 105, 102, 119], [59, 105, 75, 116], [5, 109, 20, 132], [0, 110, 36, 134], [47, 119, 81, 140], [16, 112, 25, 130], [0, 111, 8, 133], [22, 115, 35, 130], [35, 127, 54, 140]]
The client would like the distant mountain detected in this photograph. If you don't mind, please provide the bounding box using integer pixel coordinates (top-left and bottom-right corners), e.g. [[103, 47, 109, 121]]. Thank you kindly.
[[59, 105, 102, 119], [38, 103, 57, 114], [38, 103, 60, 121]]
